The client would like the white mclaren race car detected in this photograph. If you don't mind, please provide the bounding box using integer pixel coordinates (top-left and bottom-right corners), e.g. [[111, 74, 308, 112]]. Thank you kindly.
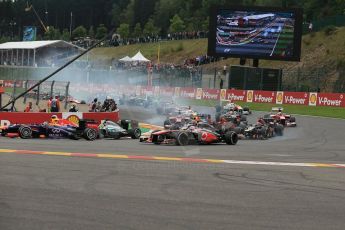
[[223, 102, 251, 115]]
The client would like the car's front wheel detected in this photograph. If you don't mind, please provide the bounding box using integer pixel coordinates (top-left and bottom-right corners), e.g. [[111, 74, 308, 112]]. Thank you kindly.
[[176, 132, 189, 146], [224, 131, 238, 145]]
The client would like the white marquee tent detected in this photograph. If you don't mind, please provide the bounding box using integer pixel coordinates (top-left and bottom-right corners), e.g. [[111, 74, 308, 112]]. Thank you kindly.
[[131, 51, 150, 62], [119, 56, 133, 62]]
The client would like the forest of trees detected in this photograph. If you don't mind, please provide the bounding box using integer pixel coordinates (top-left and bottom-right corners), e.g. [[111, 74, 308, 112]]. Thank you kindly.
[[0, 0, 345, 42]]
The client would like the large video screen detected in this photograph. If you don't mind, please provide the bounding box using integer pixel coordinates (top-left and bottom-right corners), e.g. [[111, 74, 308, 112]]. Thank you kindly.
[[208, 6, 303, 61]]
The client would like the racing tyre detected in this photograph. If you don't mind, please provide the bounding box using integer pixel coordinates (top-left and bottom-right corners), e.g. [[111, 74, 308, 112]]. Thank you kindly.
[[224, 131, 238, 145], [274, 124, 284, 136], [131, 128, 141, 139], [18, 126, 32, 139], [260, 126, 269, 140], [176, 132, 189, 146], [84, 128, 97, 141]]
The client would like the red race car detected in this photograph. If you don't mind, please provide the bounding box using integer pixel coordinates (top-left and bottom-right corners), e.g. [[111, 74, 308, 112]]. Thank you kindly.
[[264, 107, 297, 127]]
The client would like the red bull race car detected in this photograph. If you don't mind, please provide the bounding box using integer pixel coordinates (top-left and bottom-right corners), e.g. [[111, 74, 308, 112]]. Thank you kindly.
[[0, 116, 98, 141]]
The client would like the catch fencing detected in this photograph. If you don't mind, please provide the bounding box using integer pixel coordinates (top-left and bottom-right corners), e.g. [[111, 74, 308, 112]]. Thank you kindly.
[[0, 79, 70, 110]]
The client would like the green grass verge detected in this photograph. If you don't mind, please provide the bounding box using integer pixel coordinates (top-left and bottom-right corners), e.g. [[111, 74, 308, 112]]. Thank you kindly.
[[176, 99, 345, 119]]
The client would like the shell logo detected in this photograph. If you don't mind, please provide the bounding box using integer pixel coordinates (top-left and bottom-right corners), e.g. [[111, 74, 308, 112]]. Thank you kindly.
[[67, 115, 80, 125], [196, 88, 203, 100], [247, 90, 253, 103], [220, 89, 227, 101], [174, 87, 180, 97], [309, 93, 318, 106], [276, 91, 283, 104]]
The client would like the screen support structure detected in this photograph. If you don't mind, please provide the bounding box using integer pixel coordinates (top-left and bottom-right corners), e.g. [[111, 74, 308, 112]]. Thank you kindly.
[[240, 58, 246, 66], [253, 59, 259, 68]]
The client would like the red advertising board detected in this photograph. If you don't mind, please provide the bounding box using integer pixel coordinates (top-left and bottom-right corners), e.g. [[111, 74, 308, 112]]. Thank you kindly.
[[0, 112, 120, 127], [278, 91, 309, 105], [317, 93, 345, 107], [253, 91, 276, 104], [159, 87, 175, 97], [201, 89, 220, 100], [179, 87, 196, 99], [2, 79, 345, 107], [225, 89, 247, 102]]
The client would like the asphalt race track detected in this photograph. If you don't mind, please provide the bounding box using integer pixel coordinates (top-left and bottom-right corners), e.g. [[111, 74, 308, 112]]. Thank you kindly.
[[1, 105, 345, 230]]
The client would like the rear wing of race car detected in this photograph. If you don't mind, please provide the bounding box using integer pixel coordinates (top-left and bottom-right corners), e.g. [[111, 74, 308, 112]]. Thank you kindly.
[[272, 107, 284, 112]]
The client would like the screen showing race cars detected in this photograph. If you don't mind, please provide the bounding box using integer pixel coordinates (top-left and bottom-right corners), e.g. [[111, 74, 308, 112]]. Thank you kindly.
[[208, 7, 302, 61]]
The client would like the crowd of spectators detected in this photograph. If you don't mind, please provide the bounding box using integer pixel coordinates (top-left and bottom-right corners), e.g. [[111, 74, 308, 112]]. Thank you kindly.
[[72, 31, 208, 48]]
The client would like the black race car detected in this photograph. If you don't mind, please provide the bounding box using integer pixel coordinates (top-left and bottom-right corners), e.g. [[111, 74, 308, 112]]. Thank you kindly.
[[1, 119, 98, 141]]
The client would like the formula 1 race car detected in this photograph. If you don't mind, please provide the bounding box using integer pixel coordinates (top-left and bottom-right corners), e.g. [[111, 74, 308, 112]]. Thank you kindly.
[[156, 101, 177, 115], [235, 123, 284, 139], [221, 102, 251, 115], [98, 119, 141, 139], [264, 107, 297, 127], [1, 119, 98, 141], [147, 124, 238, 146]]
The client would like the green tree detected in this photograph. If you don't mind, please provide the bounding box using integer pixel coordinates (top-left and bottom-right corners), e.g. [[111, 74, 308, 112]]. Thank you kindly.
[[143, 18, 160, 36], [95, 24, 108, 39], [0, 36, 11, 44], [44, 27, 61, 40], [61, 29, 70, 41], [116, 23, 130, 38], [202, 17, 209, 31], [110, 3, 122, 27], [72, 26, 87, 39], [169, 14, 185, 33], [88, 26, 95, 38], [132, 23, 142, 37], [153, 0, 184, 34]]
